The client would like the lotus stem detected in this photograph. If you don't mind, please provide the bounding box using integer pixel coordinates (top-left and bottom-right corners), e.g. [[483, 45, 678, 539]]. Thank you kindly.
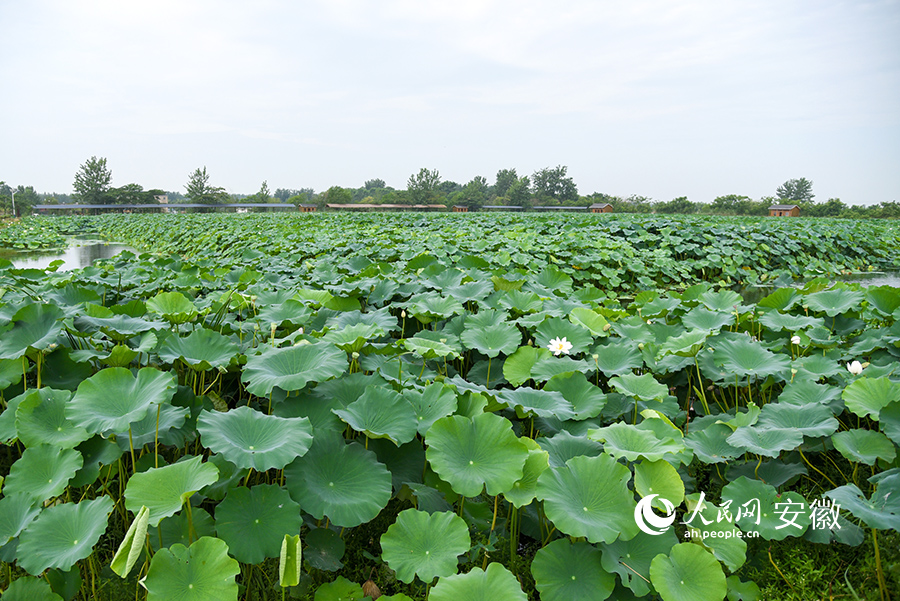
[[482, 495, 500, 569], [873, 528, 889, 601], [128, 426, 136, 475], [486, 357, 491, 389], [22, 356, 27, 391], [154, 404, 160, 469]]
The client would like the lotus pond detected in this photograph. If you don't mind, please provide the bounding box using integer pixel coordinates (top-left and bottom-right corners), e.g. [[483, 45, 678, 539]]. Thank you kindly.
[[0, 213, 898, 601]]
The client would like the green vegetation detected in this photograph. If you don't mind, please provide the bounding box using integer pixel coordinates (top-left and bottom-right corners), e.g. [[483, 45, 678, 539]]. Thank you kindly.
[[0, 213, 898, 600]]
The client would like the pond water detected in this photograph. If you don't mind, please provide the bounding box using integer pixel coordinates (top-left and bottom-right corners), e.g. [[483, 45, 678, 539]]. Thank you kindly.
[[2, 238, 137, 271], [740, 271, 900, 304]]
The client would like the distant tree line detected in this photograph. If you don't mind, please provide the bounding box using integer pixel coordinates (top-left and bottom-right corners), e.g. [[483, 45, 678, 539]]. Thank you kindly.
[[3, 162, 898, 219]]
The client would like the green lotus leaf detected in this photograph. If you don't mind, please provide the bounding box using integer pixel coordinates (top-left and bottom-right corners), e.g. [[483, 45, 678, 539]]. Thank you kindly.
[[832, 429, 896, 465], [110, 505, 150, 578], [460, 322, 521, 358], [0, 493, 42, 546], [4, 445, 83, 503], [588, 423, 684, 462], [537, 430, 603, 468], [0, 357, 24, 391], [333, 385, 418, 446], [145, 291, 198, 324], [726, 576, 762, 601], [757, 287, 799, 311], [380, 509, 470, 584], [649, 543, 727, 601], [402, 330, 462, 360], [757, 311, 820, 332], [569, 307, 610, 337], [681, 306, 735, 331], [753, 401, 838, 438], [599, 530, 677, 596], [658, 329, 709, 358], [634, 459, 684, 509], [608, 373, 667, 402], [14, 388, 90, 449], [699, 289, 744, 312], [682, 493, 747, 571], [777, 380, 842, 407], [214, 484, 302, 564], [425, 412, 528, 498], [73, 313, 167, 342], [1, 576, 64, 600], [684, 423, 743, 464], [143, 536, 239, 601], [157, 328, 240, 371], [256, 299, 312, 328], [535, 454, 637, 544], [285, 439, 391, 528], [402, 383, 458, 436], [880, 402, 900, 445], [322, 322, 383, 352], [0, 303, 64, 360], [197, 406, 313, 471], [120, 402, 189, 448], [824, 482, 900, 531], [147, 507, 215, 551], [313, 576, 364, 600], [430, 562, 527, 601], [529, 355, 594, 382], [713, 337, 790, 379], [17, 496, 113, 575], [842, 376, 900, 420], [408, 293, 465, 323], [66, 367, 177, 434], [534, 317, 593, 355], [0, 392, 26, 443], [542, 372, 606, 420], [502, 346, 544, 386], [531, 539, 614, 601], [279, 534, 302, 588], [804, 288, 865, 317], [125, 455, 219, 526], [866, 286, 900, 316], [242, 343, 347, 397], [305, 527, 345, 571], [726, 426, 802, 458], [498, 388, 575, 420], [721, 476, 810, 539]]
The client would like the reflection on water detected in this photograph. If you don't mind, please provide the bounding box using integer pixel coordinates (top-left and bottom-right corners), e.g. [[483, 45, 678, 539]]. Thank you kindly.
[[740, 272, 900, 304], [5, 240, 137, 271]]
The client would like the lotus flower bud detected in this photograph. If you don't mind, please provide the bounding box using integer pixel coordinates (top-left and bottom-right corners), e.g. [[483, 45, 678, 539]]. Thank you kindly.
[[592, 353, 599, 360], [603, 323, 611, 331], [401, 310, 406, 318], [299, 327, 304, 335], [638, 343, 644, 350], [351, 351, 360, 359], [791, 335, 801, 345], [847, 360, 863, 375]]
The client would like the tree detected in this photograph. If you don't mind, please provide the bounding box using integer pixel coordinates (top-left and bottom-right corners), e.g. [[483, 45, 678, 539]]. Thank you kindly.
[[506, 176, 532, 207], [494, 169, 518, 197], [185, 167, 230, 205], [655, 196, 697, 214], [250, 180, 271, 203], [364, 178, 386, 190], [407, 168, 442, 205], [323, 186, 352, 204], [458, 176, 489, 209], [531, 165, 578, 204], [73, 156, 112, 204], [776, 178, 815, 203]]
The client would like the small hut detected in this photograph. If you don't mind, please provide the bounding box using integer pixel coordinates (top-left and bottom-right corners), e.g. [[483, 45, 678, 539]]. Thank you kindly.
[[590, 203, 613, 213], [297, 204, 317, 213], [452, 205, 469, 213], [768, 204, 800, 217]]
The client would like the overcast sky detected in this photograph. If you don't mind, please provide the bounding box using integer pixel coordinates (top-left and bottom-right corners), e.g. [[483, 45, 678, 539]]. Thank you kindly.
[[1, 0, 898, 204]]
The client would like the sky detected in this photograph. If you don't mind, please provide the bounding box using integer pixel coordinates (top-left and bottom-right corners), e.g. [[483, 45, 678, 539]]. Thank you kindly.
[[1, 0, 898, 204]]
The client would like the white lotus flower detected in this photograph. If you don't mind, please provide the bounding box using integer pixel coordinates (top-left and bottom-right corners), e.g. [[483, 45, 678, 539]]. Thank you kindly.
[[791, 335, 801, 345], [847, 360, 863, 375], [547, 336, 573, 356]]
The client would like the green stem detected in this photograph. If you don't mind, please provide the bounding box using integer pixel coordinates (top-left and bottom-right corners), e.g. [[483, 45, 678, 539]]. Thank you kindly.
[[128, 426, 137, 475]]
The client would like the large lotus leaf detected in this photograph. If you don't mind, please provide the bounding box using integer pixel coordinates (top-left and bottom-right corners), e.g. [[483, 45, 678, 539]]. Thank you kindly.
[[0, 493, 42, 546], [757, 311, 821, 332], [0, 392, 26, 443], [649, 543, 727, 601], [778, 380, 843, 408], [497, 388, 575, 420], [502, 437, 549, 507], [726, 426, 802, 458], [530, 355, 593, 382], [534, 317, 593, 355], [322, 323, 383, 352], [17, 496, 113, 575], [880, 402, 900, 445], [682, 306, 735, 331], [684, 423, 743, 464], [697, 289, 744, 312], [753, 401, 838, 439], [842, 376, 900, 420], [599, 530, 677, 596], [305, 527, 345, 571], [804, 288, 865, 317], [721, 476, 810, 539], [4, 445, 83, 503], [537, 430, 603, 468], [682, 493, 747, 572], [242, 343, 346, 396], [214, 484, 302, 565], [74, 313, 167, 342], [14, 388, 90, 449], [380, 509, 470, 584], [402, 329, 462, 360], [125, 455, 219, 526], [531, 539, 615, 601], [1, 576, 64, 601], [791, 354, 843, 382], [333, 385, 418, 446], [588, 423, 683, 462], [120, 402, 189, 448], [402, 383, 458, 436], [566, 308, 608, 338], [197, 406, 313, 471], [144, 536, 239, 601], [503, 346, 545, 386], [757, 287, 800, 311], [157, 328, 240, 371], [658, 329, 710, 358], [0, 303, 64, 360], [408, 293, 465, 323], [608, 373, 667, 402], [460, 322, 521, 358], [535, 454, 636, 544], [713, 337, 790, 379], [147, 507, 216, 551], [430, 562, 526, 601], [866, 286, 900, 316], [145, 291, 198, 324], [256, 299, 312, 327], [425, 412, 528, 498], [66, 367, 177, 434], [824, 481, 900, 530], [543, 372, 607, 420], [285, 439, 391, 528], [0, 357, 24, 391], [832, 429, 897, 465], [634, 459, 684, 509]]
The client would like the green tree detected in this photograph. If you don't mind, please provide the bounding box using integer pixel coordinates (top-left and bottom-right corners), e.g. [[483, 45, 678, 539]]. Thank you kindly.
[[532, 165, 578, 204], [250, 180, 271, 203], [323, 186, 352, 204], [1, 184, 39, 216], [407, 168, 442, 205], [655, 196, 697, 214], [73, 156, 112, 204], [506, 176, 532, 207], [458, 176, 489, 209], [494, 169, 518, 198], [364, 178, 386, 190], [185, 167, 229, 205], [776, 178, 815, 203]]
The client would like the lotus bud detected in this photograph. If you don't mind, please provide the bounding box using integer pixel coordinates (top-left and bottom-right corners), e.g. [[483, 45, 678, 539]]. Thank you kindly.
[[401, 310, 406, 318], [603, 323, 611, 331], [351, 351, 360, 359], [591, 353, 599, 360], [847, 360, 863, 375], [299, 327, 304, 335], [253, 323, 260, 330], [270, 322, 277, 337], [791, 335, 801, 345], [638, 343, 644, 350]]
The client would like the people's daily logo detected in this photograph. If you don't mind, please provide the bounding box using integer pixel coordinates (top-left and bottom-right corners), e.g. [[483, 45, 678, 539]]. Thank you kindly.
[[634, 494, 677, 535]]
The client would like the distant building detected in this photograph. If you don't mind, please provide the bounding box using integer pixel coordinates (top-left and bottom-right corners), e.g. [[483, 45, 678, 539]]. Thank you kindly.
[[155, 194, 169, 204], [769, 204, 800, 217], [452, 205, 469, 212], [590, 203, 613, 213], [298, 204, 317, 212]]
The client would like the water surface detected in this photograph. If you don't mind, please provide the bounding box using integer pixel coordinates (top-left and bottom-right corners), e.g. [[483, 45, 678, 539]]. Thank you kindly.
[[4, 239, 136, 271]]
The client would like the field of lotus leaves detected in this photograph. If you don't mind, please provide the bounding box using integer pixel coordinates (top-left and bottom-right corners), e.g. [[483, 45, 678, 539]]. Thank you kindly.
[[0, 212, 899, 600]]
